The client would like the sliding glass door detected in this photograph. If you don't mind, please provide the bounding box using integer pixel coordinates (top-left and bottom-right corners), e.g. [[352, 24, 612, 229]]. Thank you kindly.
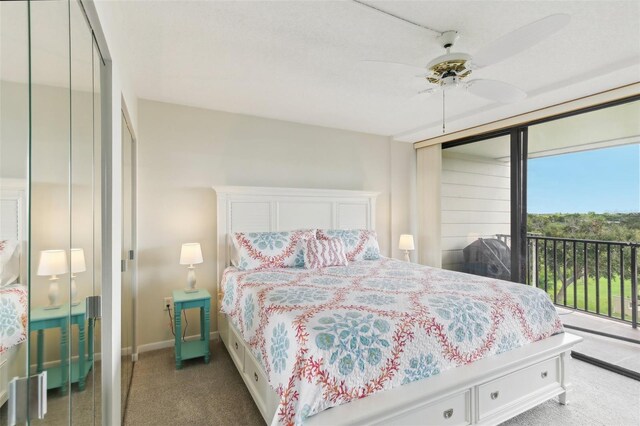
[[440, 95, 639, 329], [441, 130, 528, 283], [526, 99, 639, 325]]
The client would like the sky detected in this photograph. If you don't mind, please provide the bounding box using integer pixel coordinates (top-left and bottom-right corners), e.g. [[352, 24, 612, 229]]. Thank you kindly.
[[528, 144, 640, 214]]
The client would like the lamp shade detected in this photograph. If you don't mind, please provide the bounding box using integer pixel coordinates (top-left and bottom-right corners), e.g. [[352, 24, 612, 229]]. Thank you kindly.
[[180, 243, 203, 265], [71, 248, 86, 273], [37, 250, 68, 276], [398, 234, 415, 251]]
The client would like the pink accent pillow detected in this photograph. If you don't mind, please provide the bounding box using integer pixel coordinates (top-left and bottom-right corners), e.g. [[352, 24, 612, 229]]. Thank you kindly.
[[303, 238, 348, 269]]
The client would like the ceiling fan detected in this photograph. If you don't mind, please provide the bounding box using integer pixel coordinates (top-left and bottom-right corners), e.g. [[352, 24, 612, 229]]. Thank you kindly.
[[364, 13, 571, 104]]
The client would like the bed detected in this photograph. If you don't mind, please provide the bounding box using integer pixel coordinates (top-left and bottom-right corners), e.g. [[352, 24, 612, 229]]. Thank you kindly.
[[214, 186, 582, 426], [0, 256, 28, 407], [1, 182, 28, 406]]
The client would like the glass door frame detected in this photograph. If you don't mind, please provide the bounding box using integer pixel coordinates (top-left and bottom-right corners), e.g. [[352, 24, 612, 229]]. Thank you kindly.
[[441, 93, 640, 284]]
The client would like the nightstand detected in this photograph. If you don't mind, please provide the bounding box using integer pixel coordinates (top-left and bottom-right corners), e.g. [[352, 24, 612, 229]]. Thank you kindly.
[[172, 289, 211, 369], [30, 303, 93, 391]]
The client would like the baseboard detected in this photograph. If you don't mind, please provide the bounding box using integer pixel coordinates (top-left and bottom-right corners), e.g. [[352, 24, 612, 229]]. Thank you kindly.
[[28, 346, 136, 370], [136, 331, 220, 355]]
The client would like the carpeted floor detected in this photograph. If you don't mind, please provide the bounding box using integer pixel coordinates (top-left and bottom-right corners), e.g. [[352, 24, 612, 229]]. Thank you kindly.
[[125, 339, 640, 426]]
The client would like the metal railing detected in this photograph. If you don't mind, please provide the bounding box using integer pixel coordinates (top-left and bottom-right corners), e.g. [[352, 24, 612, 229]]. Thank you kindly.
[[526, 235, 639, 328]]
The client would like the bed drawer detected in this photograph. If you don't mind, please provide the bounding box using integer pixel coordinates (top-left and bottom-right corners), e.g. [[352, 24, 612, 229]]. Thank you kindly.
[[478, 356, 560, 420], [228, 324, 245, 372], [244, 350, 269, 413], [384, 390, 471, 426]]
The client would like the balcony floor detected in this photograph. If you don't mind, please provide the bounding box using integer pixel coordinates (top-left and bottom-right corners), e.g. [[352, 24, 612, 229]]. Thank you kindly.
[[557, 307, 640, 374]]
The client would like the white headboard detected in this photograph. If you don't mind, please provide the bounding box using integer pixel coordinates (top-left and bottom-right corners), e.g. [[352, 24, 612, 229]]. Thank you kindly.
[[213, 185, 379, 283], [1, 179, 27, 285]]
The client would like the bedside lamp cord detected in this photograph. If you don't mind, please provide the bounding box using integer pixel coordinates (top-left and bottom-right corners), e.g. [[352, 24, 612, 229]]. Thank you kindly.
[[167, 306, 189, 341]]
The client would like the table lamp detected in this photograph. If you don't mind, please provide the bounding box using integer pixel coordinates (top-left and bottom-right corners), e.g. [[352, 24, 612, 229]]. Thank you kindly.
[[71, 248, 86, 306], [398, 234, 415, 263], [37, 249, 68, 309], [180, 243, 203, 292]]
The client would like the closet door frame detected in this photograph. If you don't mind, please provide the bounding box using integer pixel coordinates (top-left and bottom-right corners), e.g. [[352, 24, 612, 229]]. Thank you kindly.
[[82, 1, 135, 423]]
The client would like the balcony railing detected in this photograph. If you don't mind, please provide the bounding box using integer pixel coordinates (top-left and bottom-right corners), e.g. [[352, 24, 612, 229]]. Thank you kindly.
[[525, 235, 639, 328]]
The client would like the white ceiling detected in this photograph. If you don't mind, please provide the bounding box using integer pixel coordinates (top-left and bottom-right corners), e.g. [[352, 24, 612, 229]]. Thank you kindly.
[[95, 1, 639, 142]]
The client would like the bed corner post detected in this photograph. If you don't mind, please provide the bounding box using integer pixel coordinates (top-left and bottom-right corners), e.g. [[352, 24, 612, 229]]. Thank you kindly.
[[558, 349, 572, 405]]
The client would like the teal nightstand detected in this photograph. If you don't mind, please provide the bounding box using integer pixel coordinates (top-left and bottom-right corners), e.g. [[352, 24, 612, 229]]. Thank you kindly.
[[30, 304, 93, 391], [172, 289, 211, 369]]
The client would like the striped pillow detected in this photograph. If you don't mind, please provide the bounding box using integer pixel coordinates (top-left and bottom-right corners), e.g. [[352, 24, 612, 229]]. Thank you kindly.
[[303, 238, 348, 269]]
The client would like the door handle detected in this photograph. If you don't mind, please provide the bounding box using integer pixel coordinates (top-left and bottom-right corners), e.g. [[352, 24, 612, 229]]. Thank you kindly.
[[8, 371, 47, 425]]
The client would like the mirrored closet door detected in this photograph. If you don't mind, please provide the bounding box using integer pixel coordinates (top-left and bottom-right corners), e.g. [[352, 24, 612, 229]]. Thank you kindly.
[[121, 114, 135, 421], [1, 0, 103, 424]]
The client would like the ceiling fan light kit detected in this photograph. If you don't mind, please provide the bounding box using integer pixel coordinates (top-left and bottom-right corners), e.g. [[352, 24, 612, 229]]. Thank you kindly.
[[362, 5, 571, 133]]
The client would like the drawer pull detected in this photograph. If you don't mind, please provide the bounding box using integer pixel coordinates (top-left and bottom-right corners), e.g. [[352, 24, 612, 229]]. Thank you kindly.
[[490, 391, 500, 400], [254, 372, 259, 382], [234, 342, 239, 350], [443, 408, 454, 419], [541, 371, 548, 379]]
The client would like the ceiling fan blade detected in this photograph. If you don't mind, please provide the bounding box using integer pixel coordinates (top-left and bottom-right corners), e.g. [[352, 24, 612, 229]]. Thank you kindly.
[[361, 59, 428, 73], [466, 79, 527, 103], [469, 14, 570, 69]]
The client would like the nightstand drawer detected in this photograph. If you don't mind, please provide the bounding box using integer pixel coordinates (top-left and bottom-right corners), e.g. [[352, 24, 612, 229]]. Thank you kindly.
[[228, 324, 245, 371], [478, 356, 560, 420]]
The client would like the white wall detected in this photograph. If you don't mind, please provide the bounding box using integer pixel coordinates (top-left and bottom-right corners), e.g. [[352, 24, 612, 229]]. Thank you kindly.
[[137, 99, 415, 348], [441, 151, 510, 271]]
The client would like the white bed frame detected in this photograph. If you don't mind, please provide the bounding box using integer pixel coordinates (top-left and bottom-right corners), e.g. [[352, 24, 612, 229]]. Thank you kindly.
[[214, 185, 582, 426]]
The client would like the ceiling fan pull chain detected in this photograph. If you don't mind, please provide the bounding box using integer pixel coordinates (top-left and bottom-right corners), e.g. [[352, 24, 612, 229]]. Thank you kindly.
[[442, 89, 446, 134]]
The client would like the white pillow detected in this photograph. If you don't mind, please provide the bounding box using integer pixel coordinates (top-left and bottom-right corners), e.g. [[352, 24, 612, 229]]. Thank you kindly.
[[232, 230, 316, 270], [228, 235, 240, 267], [0, 240, 20, 286]]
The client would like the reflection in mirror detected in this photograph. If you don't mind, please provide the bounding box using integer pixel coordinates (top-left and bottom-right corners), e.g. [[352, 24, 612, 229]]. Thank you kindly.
[[0, 1, 29, 424], [92, 33, 104, 426], [29, 0, 72, 423], [70, 0, 99, 424], [1, 0, 102, 423]]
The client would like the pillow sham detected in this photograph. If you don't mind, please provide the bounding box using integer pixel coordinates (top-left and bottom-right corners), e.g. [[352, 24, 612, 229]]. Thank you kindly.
[[303, 238, 348, 269], [316, 229, 380, 261], [232, 229, 316, 270]]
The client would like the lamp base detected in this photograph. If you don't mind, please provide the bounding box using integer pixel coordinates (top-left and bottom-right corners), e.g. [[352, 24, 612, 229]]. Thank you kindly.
[[185, 266, 197, 293], [403, 251, 411, 263]]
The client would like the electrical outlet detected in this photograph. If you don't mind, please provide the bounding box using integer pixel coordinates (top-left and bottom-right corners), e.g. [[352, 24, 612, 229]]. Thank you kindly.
[[164, 297, 172, 311]]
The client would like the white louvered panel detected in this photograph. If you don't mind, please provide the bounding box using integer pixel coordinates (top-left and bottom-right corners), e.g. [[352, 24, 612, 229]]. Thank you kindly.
[[337, 203, 368, 230], [230, 201, 271, 232], [0, 199, 20, 240], [277, 201, 332, 231]]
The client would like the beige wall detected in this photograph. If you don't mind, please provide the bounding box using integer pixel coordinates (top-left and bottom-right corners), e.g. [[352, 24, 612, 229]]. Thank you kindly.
[[137, 99, 415, 348]]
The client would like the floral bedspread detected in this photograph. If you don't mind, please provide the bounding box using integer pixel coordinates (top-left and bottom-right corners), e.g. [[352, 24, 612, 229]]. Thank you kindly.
[[221, 258, 563, 426], [0, 285, 27, 354]]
